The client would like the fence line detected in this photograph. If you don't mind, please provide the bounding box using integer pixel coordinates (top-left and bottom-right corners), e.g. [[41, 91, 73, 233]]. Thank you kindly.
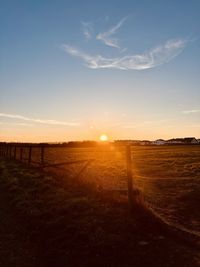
[[0, 144, 95, 168], [0, 143, 136, 209]]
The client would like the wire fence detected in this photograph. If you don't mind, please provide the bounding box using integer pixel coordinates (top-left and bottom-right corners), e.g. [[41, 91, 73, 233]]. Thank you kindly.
[[0, 143, 138, 209], [1, 142, 200, 232]]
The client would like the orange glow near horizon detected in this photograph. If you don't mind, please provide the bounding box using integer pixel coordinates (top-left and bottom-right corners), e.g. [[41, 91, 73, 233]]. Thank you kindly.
[[99, 134, 109, 142]]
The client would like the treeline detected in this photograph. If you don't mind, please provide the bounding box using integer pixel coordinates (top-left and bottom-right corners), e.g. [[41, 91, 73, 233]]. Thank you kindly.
[[0, 141, 100, 148]]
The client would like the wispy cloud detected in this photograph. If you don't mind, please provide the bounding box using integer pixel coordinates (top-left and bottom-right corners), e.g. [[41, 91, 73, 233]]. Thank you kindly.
[[0, 121, 33, 127], [63, 38, 187, 70], [96, 17, 127, 49], [81, 21, 93, 40], [0, 113, 80, 126], [182, 109, 200, 114]]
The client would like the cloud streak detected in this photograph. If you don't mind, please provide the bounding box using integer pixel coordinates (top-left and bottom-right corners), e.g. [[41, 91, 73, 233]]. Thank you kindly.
[[81, 21, 93, 40], [0, 113, 80, 126], [0, 121, 34, 127], [96, 17, 127, 48], [182, 109, 200, 114], [63, 38, 187, 70]]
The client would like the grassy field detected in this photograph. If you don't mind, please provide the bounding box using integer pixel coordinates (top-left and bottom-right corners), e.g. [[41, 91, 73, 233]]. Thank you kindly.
[[132, 145, 200, 233], [20, 144, 200, 233], [0, 157, 199, 267]]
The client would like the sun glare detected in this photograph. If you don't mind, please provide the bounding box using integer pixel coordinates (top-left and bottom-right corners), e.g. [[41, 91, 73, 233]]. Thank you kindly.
[[99, 134, 109, 142]]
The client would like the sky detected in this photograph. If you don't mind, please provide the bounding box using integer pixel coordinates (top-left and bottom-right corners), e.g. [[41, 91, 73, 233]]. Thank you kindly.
[[0, 0, 200, 142]]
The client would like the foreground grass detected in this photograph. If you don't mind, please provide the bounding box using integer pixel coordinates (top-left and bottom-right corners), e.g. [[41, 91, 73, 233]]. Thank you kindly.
[[16, 145, 200, 232], [0, 159, 199, 267]]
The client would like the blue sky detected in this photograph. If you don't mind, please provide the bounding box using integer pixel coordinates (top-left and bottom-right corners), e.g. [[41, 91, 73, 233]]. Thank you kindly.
[[0, 0, 200, 142]]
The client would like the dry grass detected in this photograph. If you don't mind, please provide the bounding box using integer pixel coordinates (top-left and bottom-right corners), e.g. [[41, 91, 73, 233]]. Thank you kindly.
[[0, 157, 199, 267], [19, 145, 200, 233]]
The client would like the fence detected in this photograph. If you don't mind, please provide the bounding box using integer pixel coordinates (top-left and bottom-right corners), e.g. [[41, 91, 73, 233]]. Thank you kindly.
[[1, 143, 200, 232], [0, 143, 44, 165], [0, 143, 136, 209]]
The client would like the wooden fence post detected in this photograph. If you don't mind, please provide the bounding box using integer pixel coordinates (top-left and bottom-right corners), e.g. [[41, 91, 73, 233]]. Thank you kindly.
[[126, 145, 134, 210], [6, 145, 9, 158], [28, 147, 32, 165], [9, 146, 12, 159], [20, 148, 23, 161], [3, 145, 5, 157], [41, 146, 44, 167], [14, 146, 17, 159]]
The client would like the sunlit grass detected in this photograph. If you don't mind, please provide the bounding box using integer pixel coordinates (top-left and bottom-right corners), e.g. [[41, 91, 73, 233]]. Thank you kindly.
[[10, 144, 200, 232]]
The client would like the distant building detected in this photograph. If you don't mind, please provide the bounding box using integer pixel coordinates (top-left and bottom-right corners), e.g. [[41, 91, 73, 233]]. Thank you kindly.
[[183, 137, 198, 144], [166, 137, 198, 145], [140, 140, 151, 145], [114, 137, 199, 146], [152, 139, 166, 145], [167, 138, 184, 144]]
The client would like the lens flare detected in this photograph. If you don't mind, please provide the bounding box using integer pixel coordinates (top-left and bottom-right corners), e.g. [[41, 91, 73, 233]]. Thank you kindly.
[[99, 134, 109, 142]]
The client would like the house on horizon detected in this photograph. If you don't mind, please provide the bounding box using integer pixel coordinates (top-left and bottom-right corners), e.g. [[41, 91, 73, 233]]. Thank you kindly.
[[140, 140, 152, 145], [152, 139, 166, 145], [166, 137, 198, 145], [184, 137, 198, 144]]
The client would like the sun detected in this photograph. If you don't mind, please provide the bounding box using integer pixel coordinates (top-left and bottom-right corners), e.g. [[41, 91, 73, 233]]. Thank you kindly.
[[99, 134, 109, 142]]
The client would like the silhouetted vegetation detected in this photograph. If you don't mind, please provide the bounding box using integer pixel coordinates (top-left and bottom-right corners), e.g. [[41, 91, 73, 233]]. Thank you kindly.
[[0, 152, 199, 266]]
